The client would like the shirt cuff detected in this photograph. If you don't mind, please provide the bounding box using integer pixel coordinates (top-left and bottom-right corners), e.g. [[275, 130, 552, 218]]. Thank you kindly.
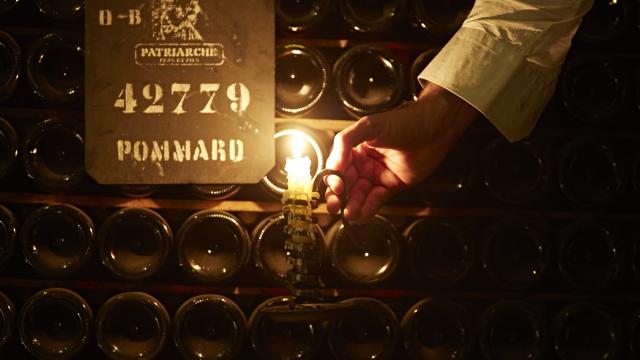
[[418, 27, 554, 142]]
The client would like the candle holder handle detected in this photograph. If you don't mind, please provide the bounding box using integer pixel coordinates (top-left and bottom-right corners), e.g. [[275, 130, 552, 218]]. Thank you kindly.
[[312, 169, 348, 219]]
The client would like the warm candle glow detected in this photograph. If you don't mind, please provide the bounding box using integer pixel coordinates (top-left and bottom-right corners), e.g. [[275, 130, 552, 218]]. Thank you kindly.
[[285, 135, 313, 196]]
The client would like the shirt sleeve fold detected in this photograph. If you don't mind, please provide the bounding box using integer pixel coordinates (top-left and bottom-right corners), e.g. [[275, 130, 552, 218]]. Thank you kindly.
[[418, 0, 593, 142]]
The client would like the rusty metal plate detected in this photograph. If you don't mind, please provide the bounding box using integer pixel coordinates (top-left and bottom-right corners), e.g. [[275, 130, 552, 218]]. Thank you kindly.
[[85, 0, 274, 184]]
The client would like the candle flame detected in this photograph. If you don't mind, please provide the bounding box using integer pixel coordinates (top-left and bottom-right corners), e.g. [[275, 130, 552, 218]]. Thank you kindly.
[[290, 135, 305, 159]]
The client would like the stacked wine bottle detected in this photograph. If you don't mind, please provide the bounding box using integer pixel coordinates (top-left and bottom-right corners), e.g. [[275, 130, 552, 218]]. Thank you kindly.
[[1, 0, 640, 358], [0, 287, 639, 359]]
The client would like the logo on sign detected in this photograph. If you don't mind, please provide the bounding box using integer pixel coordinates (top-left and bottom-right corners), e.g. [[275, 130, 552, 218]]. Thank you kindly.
[[153, 0, 202, 41], [135, 0, 224, 66]]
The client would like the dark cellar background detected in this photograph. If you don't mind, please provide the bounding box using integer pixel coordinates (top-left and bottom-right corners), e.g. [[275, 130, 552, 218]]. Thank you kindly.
[[0, 0, 640, 359]]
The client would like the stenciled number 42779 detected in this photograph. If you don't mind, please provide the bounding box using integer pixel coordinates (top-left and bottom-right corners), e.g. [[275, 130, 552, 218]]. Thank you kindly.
[[113, 82, 250, 115]]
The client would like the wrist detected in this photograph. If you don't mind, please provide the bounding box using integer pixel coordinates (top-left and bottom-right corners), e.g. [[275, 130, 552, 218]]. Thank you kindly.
[[417, 82, 478, 147]]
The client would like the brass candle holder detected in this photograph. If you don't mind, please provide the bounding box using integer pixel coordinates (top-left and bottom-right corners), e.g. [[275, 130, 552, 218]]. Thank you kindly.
[[261, 167, 353, 323]]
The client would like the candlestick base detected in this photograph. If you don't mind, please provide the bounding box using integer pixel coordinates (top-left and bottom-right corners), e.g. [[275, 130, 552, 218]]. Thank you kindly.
[[259, 301, 356, 323], [276, 169, 350, 323]]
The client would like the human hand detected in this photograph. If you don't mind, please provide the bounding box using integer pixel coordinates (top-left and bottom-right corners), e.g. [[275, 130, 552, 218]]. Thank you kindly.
[[325, 83, 479, 224]]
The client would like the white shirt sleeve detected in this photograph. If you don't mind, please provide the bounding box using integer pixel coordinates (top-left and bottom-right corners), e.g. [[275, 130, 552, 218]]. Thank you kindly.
[[418, 0, 594, 142]]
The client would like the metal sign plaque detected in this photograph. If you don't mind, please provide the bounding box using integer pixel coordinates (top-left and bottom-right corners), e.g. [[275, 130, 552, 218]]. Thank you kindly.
[[85, 0, 274, 184]]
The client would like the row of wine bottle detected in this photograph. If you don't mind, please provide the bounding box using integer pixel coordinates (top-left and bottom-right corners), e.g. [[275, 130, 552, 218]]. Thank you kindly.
[[1, 203, 638, 290], [276, 0, 473, 36], [0, 0, 83, 21], [2, 115, 640, 209], [419, 134, 640, 208], [276, 41, 428, 118], [275, 0, 634, 47], [282, 41, 639, 121], [2, 28, 638, 123], [0, 0, 634, 47], [0, 288, 637, 360]]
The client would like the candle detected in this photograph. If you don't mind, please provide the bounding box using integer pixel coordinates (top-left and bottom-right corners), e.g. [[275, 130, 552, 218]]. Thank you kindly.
[[281, 134, 322, 295], [282, 134, 318, 248]]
